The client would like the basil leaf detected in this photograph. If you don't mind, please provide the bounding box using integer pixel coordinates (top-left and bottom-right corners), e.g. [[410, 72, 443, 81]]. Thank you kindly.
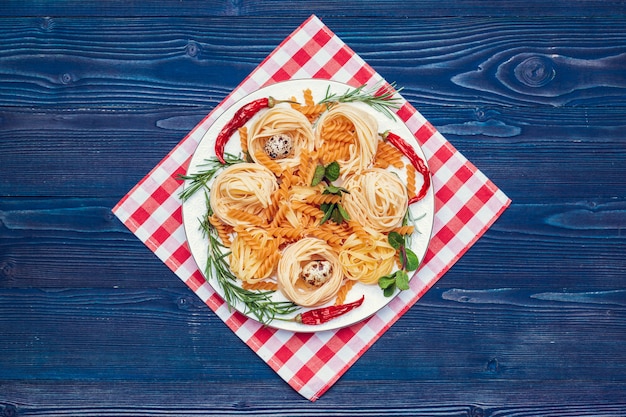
[[387, 231, 404, 250], [405, 248, 420, 271], [378, 274, 396, 289], [383, 283, 396, 297], [326, 184, 341, 194], [324, 161, 340, 182], [320, 204, 334, 225], [331, 206, 343, 224], [337, 204, 351, 221], [395, 270, 410, 291], [311, 165, 326, 186]]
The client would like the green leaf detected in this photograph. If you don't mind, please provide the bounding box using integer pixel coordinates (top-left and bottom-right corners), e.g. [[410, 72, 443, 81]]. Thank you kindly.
[[311, 165, 326, 186], [387, 231, 404, 250], [337, 204, 351, 221], [383, 283, 396, 297], [405, 248, 420, 271], [395, 270, 410, 291], [378, 274, 396, 289], [325, 184, 342, 194], [331, 206, 343, 224], [320, 204, 334, 225], [324, 161, 340, 182]]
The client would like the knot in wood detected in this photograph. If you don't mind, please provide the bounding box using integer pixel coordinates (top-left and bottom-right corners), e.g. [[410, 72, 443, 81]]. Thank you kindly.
[[514, 55, 555, 88], [186, 41, 200, 57], [2, 404, 17, 417], [470, 406, 485, 417], [59, 73, 73, 85]]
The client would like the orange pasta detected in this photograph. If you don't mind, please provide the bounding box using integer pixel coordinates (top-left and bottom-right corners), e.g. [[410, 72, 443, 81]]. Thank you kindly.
[[334, 279, 356, 305], [391, 225, 415, 236], [304, 193, 342, 206], [254, 150, 284, 176], [239, 126, 248, 155], [374, 140, 404, 169], [242, 280, 279, 291], [209, 214, 233, 247], [303, 88, 314, 106], [405, 162, 417, 199], [228, 209, 267, 227]]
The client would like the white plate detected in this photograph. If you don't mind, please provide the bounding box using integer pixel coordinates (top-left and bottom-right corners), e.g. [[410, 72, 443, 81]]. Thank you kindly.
[[182, 79, 434, 332]]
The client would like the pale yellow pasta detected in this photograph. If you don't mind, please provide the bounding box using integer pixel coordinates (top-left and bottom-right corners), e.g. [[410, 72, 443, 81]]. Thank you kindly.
[[339, 227, 396, 284], [247, 106, 315, 171], [229, 227, 280, 284], [210, 163, 278, 227], [314, 103, 378, 178], [342, 168, 408, 232], [277, 237, 344, 307]]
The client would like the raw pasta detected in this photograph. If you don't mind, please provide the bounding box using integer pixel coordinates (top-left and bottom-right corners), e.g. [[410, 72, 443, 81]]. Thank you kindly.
[[314, 103, 379, 178], [205, 86, 421, 309], [210, 163, 278, 227], [277, 237, 344, 307], [247, 106, 315, 171], [342, 168, 409, 232], [339, 227, 396, 284]]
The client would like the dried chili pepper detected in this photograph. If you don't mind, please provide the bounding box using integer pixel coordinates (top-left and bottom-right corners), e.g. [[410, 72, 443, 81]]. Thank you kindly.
[[215, 97, 293, 164], [381, 131, 431, 204], [292, 295, 365, 325]]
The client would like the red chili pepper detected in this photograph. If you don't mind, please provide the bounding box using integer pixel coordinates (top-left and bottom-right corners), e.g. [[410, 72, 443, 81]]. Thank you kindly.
[[215, 96, 297, 164], [382, 131, 431, 204], [293, 295, 365, 325]]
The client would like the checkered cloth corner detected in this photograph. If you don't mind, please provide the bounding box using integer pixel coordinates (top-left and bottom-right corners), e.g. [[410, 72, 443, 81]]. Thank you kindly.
[[113, 15, 511, 401]]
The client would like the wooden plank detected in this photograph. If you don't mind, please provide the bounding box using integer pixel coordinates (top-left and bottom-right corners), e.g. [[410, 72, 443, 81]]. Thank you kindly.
[[1, 12, 626, 414], [1, 287, 625, 409], [1, 199, 625, 289], [2, 382, 626, 415], [1, 17, 625, 108], [1, 0, 626, 17]]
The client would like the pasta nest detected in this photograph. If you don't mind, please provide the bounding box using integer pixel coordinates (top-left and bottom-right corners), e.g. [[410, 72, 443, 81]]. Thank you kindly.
[[314, 103, 378, 179], [229, 226, 280, 284], [339, 227, 397, 285], [342, 168, 409, 232], [277, 237, 344, 307], [247, 106, 315, 171], [209, 163, 278, 227]]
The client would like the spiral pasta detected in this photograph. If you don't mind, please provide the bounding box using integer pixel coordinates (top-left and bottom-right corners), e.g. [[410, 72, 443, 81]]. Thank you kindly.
[[229, 227, 280, 284], [314, 103, 378, 178]]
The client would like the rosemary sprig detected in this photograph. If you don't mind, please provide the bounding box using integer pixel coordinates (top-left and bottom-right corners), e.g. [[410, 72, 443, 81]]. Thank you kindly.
[[318, 81, 404, 120], [199, 192, 299, 325], [178, 153, 243, 202]]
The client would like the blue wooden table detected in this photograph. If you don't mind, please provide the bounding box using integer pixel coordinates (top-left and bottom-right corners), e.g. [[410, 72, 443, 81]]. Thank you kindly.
[[2, 2, 626, 415]]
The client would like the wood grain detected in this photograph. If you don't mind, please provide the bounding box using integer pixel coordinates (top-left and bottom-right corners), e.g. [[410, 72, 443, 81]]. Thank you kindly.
[[1, 0, 626, 17], [1, 9, 626, 416]]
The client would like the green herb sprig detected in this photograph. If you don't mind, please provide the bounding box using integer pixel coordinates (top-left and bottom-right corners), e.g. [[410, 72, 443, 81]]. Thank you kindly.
[[318, 81, 403, 120], [378, 231, 420, 297], [199, 193, 298, 325]]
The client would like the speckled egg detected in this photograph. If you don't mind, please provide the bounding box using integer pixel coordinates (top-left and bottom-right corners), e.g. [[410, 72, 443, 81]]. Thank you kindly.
[[263, 133, 293, 159], [300, 260, 333, 287]]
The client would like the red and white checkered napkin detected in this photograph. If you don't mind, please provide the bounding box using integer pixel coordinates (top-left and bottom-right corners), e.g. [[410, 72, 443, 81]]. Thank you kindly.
[[113, 15, 510, 401]]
